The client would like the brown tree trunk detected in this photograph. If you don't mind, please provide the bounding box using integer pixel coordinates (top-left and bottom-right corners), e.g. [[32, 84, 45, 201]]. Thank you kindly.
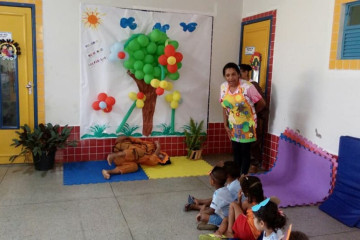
[[127, 71, 157, 136]]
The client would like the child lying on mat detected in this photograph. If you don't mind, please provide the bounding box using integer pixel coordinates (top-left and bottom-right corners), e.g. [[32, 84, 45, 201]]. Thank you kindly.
[[102, 136, 170, 179]]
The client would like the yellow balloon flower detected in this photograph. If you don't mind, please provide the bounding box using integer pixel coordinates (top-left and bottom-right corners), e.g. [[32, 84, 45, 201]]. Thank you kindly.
[[165, 82, 173, 91], [150, 79, 160, 88], [170, 100, 179, 109], [172, 91, 181, 101], [128, 92, 137, 101], [136, 99, 144, 108], [159, 81, 168, 89], [165, 94, 173, 103]]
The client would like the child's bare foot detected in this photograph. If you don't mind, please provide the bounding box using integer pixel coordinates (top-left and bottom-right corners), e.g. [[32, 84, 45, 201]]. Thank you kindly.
[[214, 230, 224, 237], [102, 169, 110, 179], [224, 230, 234, 238]]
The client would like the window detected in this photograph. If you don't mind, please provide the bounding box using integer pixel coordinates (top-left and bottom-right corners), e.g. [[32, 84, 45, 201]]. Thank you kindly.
[[341, 1, 360, 59], [329, 0, 360, 69]]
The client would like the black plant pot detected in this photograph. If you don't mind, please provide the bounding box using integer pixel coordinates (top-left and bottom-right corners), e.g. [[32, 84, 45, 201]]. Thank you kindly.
[[33, 151, 56, 171]]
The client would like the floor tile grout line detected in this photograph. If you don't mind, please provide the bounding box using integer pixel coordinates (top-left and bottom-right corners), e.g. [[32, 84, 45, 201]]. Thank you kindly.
[[309, 228, 360, 238], [0, 195, 118, 208], [110, 183, 135, 240], [0, 167, 9, 185]]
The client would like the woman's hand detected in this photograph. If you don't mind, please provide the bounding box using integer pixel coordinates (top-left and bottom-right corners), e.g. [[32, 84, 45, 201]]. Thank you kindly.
[[224, 126, 232, 140]]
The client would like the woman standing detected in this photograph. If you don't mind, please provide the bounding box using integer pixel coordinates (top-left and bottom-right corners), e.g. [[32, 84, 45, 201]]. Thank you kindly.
[[220, 62, 266, 175]]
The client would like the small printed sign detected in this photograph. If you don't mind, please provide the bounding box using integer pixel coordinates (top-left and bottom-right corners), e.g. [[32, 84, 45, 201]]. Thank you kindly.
[[0, 32, 12, 40], [245, 46, 255, 55]]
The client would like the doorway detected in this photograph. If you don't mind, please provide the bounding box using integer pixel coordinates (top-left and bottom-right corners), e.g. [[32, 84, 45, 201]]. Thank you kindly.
[[239, 14, 275, 169], [240, 18, 271, 96], [0, 3, 37, 163]]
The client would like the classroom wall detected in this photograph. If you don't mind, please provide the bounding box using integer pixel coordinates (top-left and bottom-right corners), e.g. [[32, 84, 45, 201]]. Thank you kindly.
[[43, 0, 243, 125], [42, 0, 360, 159], [242, 0, 360, 154]]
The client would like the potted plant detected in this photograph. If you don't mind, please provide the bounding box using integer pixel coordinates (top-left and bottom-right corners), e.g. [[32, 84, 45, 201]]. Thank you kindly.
[[10, 123, 77, 170], [184, 118, 207, 160]]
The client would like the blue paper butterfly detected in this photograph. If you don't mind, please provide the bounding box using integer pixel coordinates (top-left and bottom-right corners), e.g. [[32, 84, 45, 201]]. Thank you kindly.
[[120, 17, 137, 30], [152, 22, 170, 33], [179, 22, 197, 32]]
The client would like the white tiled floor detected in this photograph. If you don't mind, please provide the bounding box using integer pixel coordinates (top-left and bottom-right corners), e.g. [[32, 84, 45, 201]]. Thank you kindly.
[[0, 154, 359, 240]]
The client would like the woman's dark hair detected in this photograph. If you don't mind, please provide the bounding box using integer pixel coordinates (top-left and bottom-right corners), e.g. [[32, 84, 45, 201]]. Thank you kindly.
[[223, 161, 240, 179], [222, 62, 240, 76], [239, 64, 253, 72], [253, 201, 287, 232], [210, 166, 227, 186], [289, 231, 309, 240]]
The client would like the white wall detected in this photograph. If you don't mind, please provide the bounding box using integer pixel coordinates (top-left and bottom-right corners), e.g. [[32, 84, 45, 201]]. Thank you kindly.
[[243, 0, 360, 154], [43, 0, 243, 125]]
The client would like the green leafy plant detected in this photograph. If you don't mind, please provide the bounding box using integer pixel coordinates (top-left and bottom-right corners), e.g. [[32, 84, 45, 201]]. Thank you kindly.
[[184, 118, 207, 158], [9, 123, 77, 162]]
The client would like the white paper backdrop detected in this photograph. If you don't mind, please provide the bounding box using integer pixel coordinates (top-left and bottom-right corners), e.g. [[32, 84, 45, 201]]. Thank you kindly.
[[80, 4, 212, 138]]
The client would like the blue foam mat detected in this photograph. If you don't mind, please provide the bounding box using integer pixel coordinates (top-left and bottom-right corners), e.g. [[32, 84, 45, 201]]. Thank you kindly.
[[63, 160, 149, 185], [319, 136, 360, 228]]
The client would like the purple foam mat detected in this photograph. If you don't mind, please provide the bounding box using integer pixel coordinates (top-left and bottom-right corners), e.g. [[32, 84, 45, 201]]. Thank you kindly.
[[257, 137, 332, 207]]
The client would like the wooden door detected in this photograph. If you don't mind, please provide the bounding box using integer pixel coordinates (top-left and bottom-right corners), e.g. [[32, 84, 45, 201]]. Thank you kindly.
[[0, 5, 35, 163]]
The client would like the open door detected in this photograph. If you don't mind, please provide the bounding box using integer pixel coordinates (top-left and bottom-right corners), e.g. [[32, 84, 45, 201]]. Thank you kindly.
[[240, 19, 271, 96]]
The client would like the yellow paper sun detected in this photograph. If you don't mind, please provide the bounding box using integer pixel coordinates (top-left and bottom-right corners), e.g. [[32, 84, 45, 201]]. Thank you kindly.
[[82, 8, 105, 29]]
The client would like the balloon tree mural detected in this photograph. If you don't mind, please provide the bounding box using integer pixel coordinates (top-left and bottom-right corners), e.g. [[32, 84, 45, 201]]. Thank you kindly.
[[80, 5, 212, 139], [109, 29, 183, 136]]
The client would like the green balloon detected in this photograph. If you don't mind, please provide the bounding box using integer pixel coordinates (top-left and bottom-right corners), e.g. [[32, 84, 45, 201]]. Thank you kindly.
[[134, 61, 144, 71], [124, 46, 132, 55], [168, 72, 180, 80], [156, 45, 165, 56], [150, 29, 162, 42], [144, 55, 155, 64], [144, 74, 154, 84], [158, 33, 168, 44], [177, 62, 182, 69], [137, 35, 149, 47], [143, 64, 154, 74], [153, 66, 161, 78], [123, 58, 135, 69], [169, 40, 179, 49], [135, 70, 145, 80], [134, 50, 145, 60], [128, 40, 140, 51], [147, 42, 157, 54], [130, 68, 136, 74]]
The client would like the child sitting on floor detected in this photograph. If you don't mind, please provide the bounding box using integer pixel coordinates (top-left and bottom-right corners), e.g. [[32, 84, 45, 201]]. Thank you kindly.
[[252, 198, 287, 240], [184, 161, 241, 213], [195, 166, 233, 230], [214, 176, 265, 239], [223, 161, 241, 202]]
